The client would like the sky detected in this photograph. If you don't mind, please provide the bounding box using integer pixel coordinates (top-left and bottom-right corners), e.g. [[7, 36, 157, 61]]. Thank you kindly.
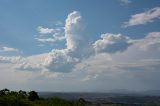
[[0, 0, 160, 92]]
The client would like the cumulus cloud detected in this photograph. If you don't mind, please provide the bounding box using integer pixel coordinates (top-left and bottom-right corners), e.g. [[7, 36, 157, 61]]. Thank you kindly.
[[1, 11, 160, 90], [64, 11, 92, 57], [41, 11, 136, 73], [0, 47, 19, 52], [93, 33, 131, 54], [0, 55, 42, 71], [124, 7, 160, 27], [14, 53, 47, 71], [1, 11, 91, 73], [2, 11, 159, 80], [44, 49, 79, 73], [1, 11, 159, 83]]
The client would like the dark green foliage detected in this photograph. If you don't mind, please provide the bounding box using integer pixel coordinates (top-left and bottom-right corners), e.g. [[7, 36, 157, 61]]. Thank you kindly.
[[28, 91, 39, 101], [19, 90, 27, 98], [0, 89, 85, 106], [0, 88, 9, 96]]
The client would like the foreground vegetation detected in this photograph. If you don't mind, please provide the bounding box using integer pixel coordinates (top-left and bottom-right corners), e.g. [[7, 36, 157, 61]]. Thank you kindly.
[[0, 89, 85, 106], [1, 89, 160, 106]]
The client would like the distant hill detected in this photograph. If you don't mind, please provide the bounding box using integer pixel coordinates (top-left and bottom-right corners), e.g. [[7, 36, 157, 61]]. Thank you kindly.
[[108, 89, 160, 96], [141, 90, 160, 96]]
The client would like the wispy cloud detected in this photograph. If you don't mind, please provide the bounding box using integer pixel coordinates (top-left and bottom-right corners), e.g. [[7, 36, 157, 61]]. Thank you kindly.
[[123, 7, 160, 27], [36, 25, 65, 43], [0, 46, 19, 52], [37, 26, 59, 34], [120, 0, 131, 5], [56, 21, 63, 26], [35, 35, 65, 43]]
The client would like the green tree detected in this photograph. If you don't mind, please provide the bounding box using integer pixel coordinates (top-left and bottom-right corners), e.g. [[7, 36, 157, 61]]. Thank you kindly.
[[19, 90, 27, 98], [0, 90, 5, 96], [28, 91, 39, 101], [0, 88, 10, 96]]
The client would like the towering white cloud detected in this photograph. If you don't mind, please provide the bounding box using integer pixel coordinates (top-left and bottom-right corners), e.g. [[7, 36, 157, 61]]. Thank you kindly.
[[38, 11, 133, 74], [65, 11, 88, 51], [65, 11, 92, 58], [43, 11, 92, 73], [124, 7, 160, 27]]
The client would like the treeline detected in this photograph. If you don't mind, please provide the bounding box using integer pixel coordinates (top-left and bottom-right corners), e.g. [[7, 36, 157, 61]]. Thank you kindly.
[[0, 88, 85, 106]]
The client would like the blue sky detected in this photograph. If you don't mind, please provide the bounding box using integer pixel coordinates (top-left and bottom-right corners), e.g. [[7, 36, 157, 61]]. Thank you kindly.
[[0, 0, 160, 91], [1, 0, 160, 55]]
